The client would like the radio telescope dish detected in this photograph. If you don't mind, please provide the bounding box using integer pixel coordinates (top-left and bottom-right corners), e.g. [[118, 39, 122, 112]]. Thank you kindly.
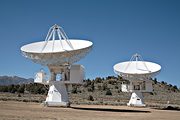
[[20, 24, 93, 107], [21, 24, 93, 66], [113, 53, 161, 80], [113, 53, 161, 107]]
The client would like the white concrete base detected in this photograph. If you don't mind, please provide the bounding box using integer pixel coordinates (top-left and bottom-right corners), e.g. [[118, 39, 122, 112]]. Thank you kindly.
[[44, 101, 69, 107], [127, 92, 146, 107], [45, 81, 69, 107]]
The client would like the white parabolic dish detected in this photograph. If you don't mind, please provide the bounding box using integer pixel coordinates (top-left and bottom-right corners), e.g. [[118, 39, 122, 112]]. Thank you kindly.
[[114, 61, 161, 78], [21, 39, 93, 66]]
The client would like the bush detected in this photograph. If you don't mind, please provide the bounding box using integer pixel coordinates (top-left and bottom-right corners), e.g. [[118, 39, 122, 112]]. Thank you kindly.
[[115, 85, 119, 89], [108, 80, 117, 85], [173, 85, 178, 90], [161, 81, 167, 85], [87, 82, 94, 92], [118, 76, 123, 80], [97, 85, 102, 90], [106, 76, 116, 80], [172, 85, 178, 92], [17, 84, 25, 93], [71, 87, 77, 94], [0, 86, 8, 92], [83, 79, 92, 87], [87, 87, 93, 92], [117, 90, 121, 93], [87, 95, 94, 101], [102, 83, 108, 90], [94, 77, 103, 83], [23, 99, 29, 102], [106, 89, 112, 95], [17, 94, 21, 97], [154, 78, 157, 84]]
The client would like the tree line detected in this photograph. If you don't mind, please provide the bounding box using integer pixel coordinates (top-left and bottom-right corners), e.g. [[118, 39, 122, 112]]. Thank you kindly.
[[0, 83, 48, 94], [0, 76, 179, 95]]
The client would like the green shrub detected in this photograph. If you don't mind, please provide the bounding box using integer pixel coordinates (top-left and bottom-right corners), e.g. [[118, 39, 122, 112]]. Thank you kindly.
[[94, 77, 103, 83], [87, 87, 93, 92], [106, 89, 112, 95], [154, 78, 157, 84], [115, 85, 119, 89], [71, 87, 77, 94], [102, 83, 108, 90], [87, 95, 94, 101]]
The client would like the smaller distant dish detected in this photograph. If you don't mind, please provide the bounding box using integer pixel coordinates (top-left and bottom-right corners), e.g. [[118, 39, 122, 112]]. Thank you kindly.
[[113, 53, 161, 79]]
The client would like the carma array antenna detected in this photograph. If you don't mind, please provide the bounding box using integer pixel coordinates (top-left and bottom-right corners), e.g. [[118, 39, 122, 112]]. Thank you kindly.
[[114, 53, 161, 106], [21, 24, 93, 106]]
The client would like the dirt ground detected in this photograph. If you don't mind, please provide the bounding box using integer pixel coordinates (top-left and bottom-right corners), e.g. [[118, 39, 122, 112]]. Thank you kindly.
[[0, 101, 179, 120]]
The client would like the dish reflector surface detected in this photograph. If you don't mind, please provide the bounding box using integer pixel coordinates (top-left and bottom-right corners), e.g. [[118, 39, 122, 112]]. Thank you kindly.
[[113, 54, 161, 78], [21, 40, 92, 53], [20, 24, 93, 66], [21, 40, 92, 66], [114, 61, 161, 75]]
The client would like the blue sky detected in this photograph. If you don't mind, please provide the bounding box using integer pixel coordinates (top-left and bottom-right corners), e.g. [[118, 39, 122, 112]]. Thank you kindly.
[[0, 0, 179, 87]]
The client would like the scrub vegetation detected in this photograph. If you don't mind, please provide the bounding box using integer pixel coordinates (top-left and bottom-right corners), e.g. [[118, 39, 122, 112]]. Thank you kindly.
[[0, 76, 180, 106]]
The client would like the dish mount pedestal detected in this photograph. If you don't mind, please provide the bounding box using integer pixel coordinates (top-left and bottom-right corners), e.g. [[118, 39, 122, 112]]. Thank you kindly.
[[35, 64, 85, 107], [45, 65, 70, 107], [127, 91, 145, 107], [45, 81, 69, 107]]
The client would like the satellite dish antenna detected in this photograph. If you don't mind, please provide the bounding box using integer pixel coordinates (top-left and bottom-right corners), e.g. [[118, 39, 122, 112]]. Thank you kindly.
[[113, 53, 161, 106], [21, 24, 93, 107]]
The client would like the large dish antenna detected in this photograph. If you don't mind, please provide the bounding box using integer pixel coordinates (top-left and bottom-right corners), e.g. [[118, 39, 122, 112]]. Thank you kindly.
[[21, 24, 93, 107]]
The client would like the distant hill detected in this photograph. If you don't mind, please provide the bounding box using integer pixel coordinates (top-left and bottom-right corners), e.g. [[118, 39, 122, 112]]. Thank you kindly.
[[69, 77, 180, 106], [0, 76, 34, 85]]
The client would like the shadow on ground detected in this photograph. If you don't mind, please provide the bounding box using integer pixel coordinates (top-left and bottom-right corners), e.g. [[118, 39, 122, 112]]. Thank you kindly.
[[156, 106, 180, 111], [71, 107, 150, 113]]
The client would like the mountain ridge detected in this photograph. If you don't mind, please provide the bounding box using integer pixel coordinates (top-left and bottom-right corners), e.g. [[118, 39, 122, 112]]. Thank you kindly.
[[0, 76, 34, 85]]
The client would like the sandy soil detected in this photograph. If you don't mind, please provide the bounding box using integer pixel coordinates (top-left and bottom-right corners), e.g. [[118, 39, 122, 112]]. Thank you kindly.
[[0, 101, 179, 120]]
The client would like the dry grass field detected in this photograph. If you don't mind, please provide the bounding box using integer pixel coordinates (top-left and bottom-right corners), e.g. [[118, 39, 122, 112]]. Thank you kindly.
[[0, 101, 179, 120]]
